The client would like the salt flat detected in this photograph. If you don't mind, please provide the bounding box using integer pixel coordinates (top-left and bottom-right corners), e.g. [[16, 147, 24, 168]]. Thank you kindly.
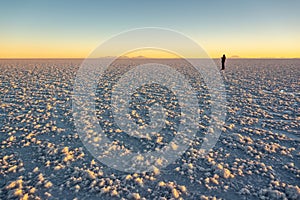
[[0, 59, 299, 199]]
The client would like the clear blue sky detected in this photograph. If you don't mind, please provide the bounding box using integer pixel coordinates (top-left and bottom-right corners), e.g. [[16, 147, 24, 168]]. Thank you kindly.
[[1, 0, 299, 58]]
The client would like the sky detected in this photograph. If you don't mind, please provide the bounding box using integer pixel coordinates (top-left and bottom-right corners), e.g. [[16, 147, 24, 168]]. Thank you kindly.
[[0, 0, 299, 58]]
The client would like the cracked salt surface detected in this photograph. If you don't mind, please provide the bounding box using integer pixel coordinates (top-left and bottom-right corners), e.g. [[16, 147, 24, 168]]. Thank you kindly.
[[0, 59, 299, 199]]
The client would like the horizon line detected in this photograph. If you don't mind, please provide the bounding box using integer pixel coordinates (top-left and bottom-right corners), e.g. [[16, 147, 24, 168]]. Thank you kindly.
[[1, 57, 300, 60]]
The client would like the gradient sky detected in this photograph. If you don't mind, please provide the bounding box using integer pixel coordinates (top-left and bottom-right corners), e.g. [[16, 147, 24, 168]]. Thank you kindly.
[[1, 0, 299, 58]]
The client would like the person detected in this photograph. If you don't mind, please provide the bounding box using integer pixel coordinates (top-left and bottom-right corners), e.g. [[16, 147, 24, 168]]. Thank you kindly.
[[221, 54, 226, 70]]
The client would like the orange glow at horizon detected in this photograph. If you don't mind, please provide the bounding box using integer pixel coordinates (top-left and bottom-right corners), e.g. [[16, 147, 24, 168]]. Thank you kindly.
[[0, 39, 299, 59], [122, 49, 181, 59]]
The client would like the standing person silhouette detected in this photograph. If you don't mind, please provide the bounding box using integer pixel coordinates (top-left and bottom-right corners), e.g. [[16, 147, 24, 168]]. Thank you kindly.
[[221, 54, 226, 70]]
